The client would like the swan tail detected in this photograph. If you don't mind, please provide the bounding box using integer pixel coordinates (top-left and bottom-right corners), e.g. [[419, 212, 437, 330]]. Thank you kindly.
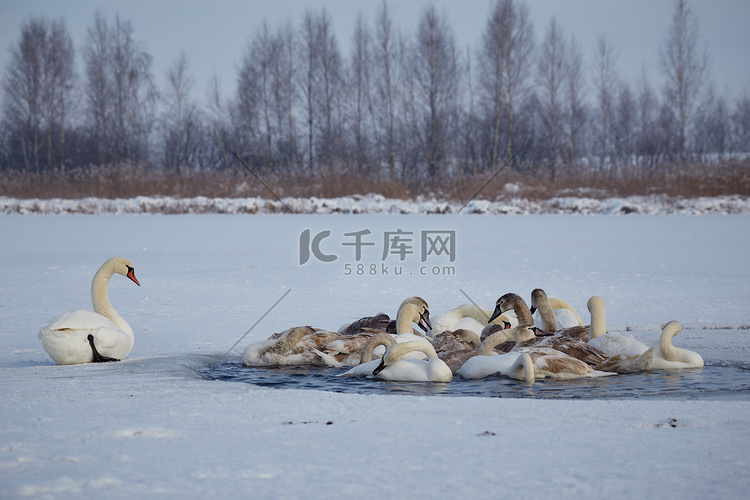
[[311, 348, 343, 368]]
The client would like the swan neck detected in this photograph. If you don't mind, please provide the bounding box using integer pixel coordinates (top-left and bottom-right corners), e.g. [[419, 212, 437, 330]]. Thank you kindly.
[[480, 331, 512, 355], [658, 322, 681, 361], [389, 342, 437, 363], [396, 307, 415, 335], [589, 299, 606, 338], [360, 334, 395, 363], [536, 298, 557, 332], [513, 353, 535, 382], [91, 261, 131, 336], [514, 300, 534, 325]]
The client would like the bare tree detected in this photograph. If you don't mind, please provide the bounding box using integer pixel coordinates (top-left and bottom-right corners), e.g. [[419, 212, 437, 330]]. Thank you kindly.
[[659, 0, 708, 162], [206, 75, 230, 170], [692, 84, 729, 160], [636, 68, 661, 168], [464, 48, 480, 174], [412, 5, 457, 181], [537, 18, 567, 176], [564, 34, 586, 169], [299, 9, 320, 175], [273, 23, 300, 173], [479, 0, 535, 170], [161, 52, 201, 171], [614, 80, 635, 169], [350, 13, 374, 174], [592, 35, 618, 170], [316, 9, 344, 171], [374, 0, 398, 179], [83, 11, 157, 166], [1, 17, 76, 172], [730, 89, 750, 154]]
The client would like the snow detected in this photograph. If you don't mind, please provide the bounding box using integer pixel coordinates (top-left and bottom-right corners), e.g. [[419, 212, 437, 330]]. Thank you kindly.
[[1, 211, 749, 499], [2, 193, 750, 215]]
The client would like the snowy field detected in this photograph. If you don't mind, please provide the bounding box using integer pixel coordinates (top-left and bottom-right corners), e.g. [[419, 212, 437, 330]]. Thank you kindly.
[[2, 192, 750, 215], [1, 211, 750, 499]]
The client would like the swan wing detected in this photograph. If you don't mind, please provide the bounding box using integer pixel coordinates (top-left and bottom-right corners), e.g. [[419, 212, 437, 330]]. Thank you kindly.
[[41, 309, 118, 333]]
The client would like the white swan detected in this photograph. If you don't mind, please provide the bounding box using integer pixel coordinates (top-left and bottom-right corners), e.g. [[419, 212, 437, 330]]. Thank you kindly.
[[39, 257, 140, 365], [529, 288, 582, 331], [456, 329, 535, 382], [652, 321, 704, 369], [429, 303, 517, 339], [587, 296, 650, 358], [371, 342, 453, 382]]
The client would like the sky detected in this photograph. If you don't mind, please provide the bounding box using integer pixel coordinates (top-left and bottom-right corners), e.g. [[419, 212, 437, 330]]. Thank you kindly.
[[1, 0, 749, 103]]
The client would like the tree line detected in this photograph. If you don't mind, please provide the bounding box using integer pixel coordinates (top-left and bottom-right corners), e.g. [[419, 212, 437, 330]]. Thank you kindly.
[[1, 0, 749, 190]]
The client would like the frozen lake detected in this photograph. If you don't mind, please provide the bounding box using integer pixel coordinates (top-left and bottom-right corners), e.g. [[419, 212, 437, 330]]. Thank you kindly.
[[2, 213, 749, 499]]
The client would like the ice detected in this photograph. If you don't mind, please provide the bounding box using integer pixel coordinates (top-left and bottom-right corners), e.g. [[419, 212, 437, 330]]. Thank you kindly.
[[1, 211, 749, 498]]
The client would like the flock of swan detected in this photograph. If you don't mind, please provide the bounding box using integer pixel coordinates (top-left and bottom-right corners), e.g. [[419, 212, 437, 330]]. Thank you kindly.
[[39, 257, 705, 386]]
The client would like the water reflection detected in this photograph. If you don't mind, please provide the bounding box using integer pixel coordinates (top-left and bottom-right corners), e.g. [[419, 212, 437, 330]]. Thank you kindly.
[[205, 360, 750, 400]]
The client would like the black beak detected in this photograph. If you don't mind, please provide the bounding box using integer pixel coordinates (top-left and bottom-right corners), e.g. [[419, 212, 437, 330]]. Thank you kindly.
[[533, 327, 554, 337], [488, 306, 502, 324], [372, 359, 386, 375]]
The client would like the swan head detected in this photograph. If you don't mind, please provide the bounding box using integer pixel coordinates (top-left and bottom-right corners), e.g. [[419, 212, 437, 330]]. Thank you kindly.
[[489, 293, 527, 323], [397, 296, 432, 332], [372, 341, 436, 375], [108, 257, 140, 286], [586, 296, 604, 313], [529, 288, 548, 315]]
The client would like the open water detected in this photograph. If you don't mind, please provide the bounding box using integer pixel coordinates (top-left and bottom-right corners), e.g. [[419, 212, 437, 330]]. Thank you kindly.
[[205, 359, 750, 400]]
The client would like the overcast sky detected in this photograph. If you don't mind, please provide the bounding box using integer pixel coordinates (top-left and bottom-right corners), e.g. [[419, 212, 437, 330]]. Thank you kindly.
[[2, 0, 749, 102]]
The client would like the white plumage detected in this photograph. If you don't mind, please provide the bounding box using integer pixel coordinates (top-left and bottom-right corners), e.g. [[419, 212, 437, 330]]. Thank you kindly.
[[39, 257, 140, 365]]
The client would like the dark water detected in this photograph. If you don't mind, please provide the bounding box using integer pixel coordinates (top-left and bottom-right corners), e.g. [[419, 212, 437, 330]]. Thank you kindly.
[[204, 359, 750, 400]]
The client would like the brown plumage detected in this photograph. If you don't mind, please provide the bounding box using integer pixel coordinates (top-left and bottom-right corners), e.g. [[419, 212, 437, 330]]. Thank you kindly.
[[338, 313, 392, 335]]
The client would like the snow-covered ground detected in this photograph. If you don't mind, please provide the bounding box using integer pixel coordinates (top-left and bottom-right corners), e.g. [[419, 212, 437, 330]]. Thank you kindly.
[[2, 193, 750, 215], [1, 211, 749, 499]]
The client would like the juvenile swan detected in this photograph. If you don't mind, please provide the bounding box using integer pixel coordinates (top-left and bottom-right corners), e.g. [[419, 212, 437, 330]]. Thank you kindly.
[[529, 288, 582, 331], [371, 342, 452, 382], [39, 257, 140, 365]]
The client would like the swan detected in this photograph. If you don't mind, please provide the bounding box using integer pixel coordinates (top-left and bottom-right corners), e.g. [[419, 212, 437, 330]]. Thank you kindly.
[[587, 296, 650, 358], [489, 293, 552, 334], [652, 321, 704, 369], [460, 325, 614, 380], [529, 288, 582, 331], [456, 329, 535, 382], [322, 296, 433, 365], [371, 342, 453, 382], [429, 303, 516, 339], [338, 333, 396, 377], [337, 312, 393, 335], [243, 297, 431, 368], [242, 326, 342, 367], [492, 293, 653, 373], [39, 257, 140, 365]]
